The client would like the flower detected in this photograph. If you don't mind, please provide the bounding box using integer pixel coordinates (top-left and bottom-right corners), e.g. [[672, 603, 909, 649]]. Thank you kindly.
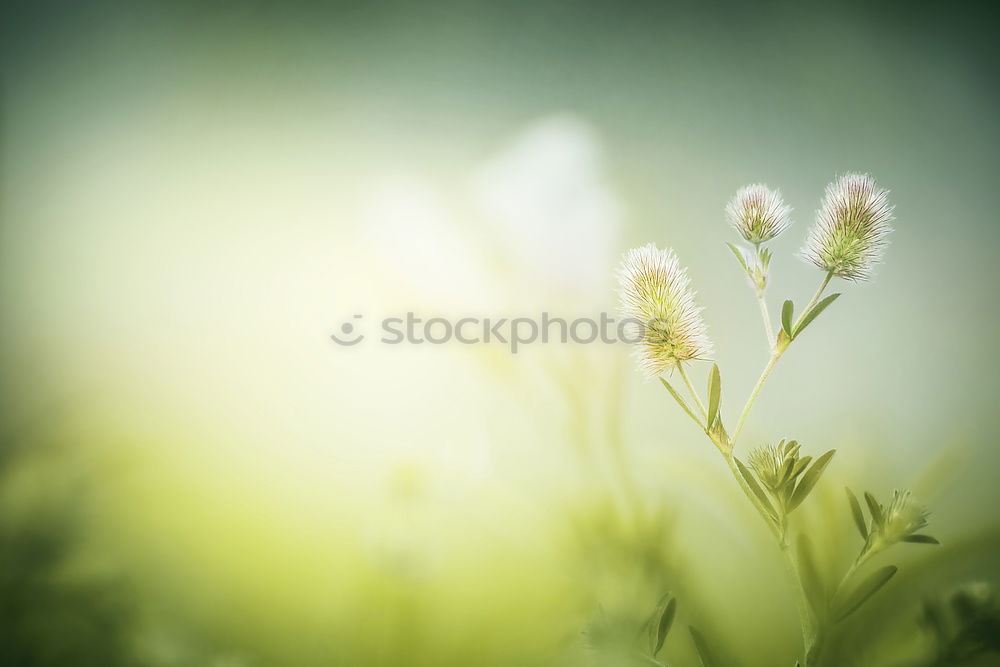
[[749, 439, 802, 492], [726, 184, 793, 244], [870, 489, 930, 551], [801, 173, 895, 281], [617, 244, 713, 375]]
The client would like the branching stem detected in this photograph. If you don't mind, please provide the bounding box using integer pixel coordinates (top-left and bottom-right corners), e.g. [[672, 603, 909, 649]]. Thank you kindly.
[[730, 271, 834, 449], [796, 271, 834, 331]]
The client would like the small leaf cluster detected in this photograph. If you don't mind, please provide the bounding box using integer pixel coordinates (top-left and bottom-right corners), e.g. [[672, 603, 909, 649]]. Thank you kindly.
[[727, 242, 771, 296], [658, 362, 728, 452], [846, 487, 939, 556], [735, 440, 835, 525], [776, 295, 841, 352], [823, 488, 940, 625]]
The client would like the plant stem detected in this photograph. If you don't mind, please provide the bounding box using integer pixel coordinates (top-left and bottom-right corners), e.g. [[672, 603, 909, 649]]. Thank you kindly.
[[780, 540, 820, 665], [719, 271, 839, 664], [832, 545, 873, 604], [794, 271, 834, 331], [721, 453, 817, 664], [757, 292, 775, 352], [730, 271, 835, 449], [730, 352, 780, 448], [677, 363, 707, 419]]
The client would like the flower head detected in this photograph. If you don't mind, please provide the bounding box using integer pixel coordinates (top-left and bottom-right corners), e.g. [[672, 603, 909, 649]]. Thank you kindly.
[[801, 173, 894, 281], [618, 244, 712, 376], [726, 184, 793, 244], [869, 489, 930, 552], [749, 439, 802, 492]]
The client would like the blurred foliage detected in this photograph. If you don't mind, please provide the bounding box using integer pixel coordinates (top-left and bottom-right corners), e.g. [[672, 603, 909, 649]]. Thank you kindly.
[[0, 425, 134, 666]]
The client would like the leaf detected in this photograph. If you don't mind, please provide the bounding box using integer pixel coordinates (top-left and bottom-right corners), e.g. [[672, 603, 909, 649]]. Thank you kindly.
[[902, 534, 940, 545], [641, 594, 670, 649], [779, 456, 797, 487], [788, 449, 836, 511], [707, 364, 721, 428], [709, 419, 730, 453], [797, 534, 826, 619], [654, 597, 677, 656], [792, 293, 841, 339], [836, 566, 897, 622], [659, 378, 702, 427], [726, 242, 750, 273], [735, 458, 778, 521], [781, 300, 794, 336], [864, 491, 885, 529], [792, 455, 813, 479], [688, 626, 716, 667], [846, 488, 868, 539]]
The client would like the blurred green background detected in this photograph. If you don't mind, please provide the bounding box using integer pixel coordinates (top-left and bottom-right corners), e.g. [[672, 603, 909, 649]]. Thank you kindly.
[[2, 1, 999, 665]]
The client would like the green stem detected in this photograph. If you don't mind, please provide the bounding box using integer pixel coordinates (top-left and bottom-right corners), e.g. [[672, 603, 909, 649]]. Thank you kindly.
[[757, 292, 775, 352], [730, 352, 781, 448], [677, 363, 707, 419], [832, 544, 874, 604], [721, 453, 817, 664], [794, 271, 834, 332], [781, 540, 820, 665], [730, 271, 835, 449]]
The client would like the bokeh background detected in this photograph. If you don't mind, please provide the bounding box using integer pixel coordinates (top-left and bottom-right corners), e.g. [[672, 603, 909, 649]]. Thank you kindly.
[[2, 1, 999, 665]]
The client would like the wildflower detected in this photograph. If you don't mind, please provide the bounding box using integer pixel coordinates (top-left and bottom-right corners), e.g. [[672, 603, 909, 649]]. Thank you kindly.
[[749, 440, 803, 492], [870, 489, 930, 551], [802, 173, 894, 281], [618, 244, 713, 376], [726, 184, 793, 245]]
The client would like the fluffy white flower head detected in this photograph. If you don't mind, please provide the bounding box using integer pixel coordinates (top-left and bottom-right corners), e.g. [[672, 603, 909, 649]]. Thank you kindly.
[[617, 244, 713, 376], [726, 184, 793, 244], [802, 173, 894, 281]]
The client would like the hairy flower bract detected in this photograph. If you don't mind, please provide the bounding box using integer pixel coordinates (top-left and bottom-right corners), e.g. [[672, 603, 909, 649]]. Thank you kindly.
[[618, 244, 713, 376], [802, 173, 895, 281], [726, 184, 793, 245]]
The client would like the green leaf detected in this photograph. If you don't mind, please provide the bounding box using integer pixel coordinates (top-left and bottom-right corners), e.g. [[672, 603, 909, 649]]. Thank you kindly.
[[788, 449, 836, 511], [642, 593, 671, 651], [688, 626, 716, 667], [836, 565, 897, 622], [781, 300, 794, 336], [779, 456, 797, 487], [797, 534, 826, 619], [902, 534, 940, 544], [659, 378, 702, 427], [707, 364, 721, 428], [846, 488, 868, 539], [654, 597, 677, 656], [726, 242, 750, 273], [735, 458, 778, 522], [792, 293, 841, 339], [709, 419, 730, 453], [792, 455, 813, 479], [864, 491, 884, 529]]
